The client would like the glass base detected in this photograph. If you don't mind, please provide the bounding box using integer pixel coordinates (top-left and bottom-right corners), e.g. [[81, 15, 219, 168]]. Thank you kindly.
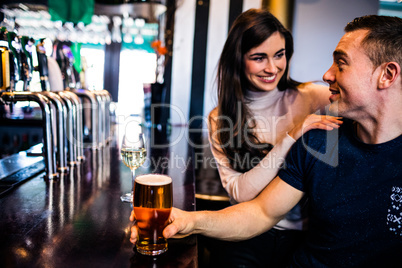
[[136, 245, 168, 256], [120, 192, 133, 203]]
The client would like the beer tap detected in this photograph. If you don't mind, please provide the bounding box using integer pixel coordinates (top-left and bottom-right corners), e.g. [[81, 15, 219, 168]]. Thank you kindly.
[[6, 31, 22, 91], [55, 41, 77, 90], [57, 91, 78, 166], [0, 27, 10, 91], [60, 90, 85, 163], [40, 91, 69, 174], [0, 91, 58, 180], [20, 36, 35, 91], [103, 90, 112, 143], [71, 88, 99, 149], [92, 92, 104, 148], [36, 38, 51, 91], [94, 90, 112, 145]]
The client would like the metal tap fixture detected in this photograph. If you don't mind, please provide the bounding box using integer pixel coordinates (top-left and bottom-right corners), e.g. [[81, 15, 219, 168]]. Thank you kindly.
[[64, 90, 85, 162], [0, 91, 58, 179], [40, 91, 69, 174], [58, 91, 78, 166], [71, 88, 99, 149], [58, 90, 85, 164]]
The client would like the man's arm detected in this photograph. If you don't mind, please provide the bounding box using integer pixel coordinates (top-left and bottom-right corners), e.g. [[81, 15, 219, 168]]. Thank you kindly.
[[162, 176, 304, 241]]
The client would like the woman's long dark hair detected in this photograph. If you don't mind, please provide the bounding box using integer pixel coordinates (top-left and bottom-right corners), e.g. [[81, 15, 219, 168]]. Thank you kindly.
[[211, 9, 301, 172]]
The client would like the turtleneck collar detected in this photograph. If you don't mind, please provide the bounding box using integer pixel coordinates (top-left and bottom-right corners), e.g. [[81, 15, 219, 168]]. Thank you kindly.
[[245, 88, 284, 109]]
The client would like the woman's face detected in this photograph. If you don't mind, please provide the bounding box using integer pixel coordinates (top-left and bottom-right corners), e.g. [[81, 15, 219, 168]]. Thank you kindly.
[[243, 31, 287, 92]]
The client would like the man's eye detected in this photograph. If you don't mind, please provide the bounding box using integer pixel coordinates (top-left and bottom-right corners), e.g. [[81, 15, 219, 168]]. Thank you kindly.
[[336, 58, 346, 66], [335, 60, 345, 71]]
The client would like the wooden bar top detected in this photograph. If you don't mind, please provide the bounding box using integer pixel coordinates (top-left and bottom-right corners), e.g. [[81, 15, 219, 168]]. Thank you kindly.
[[0, 125, 197, 267]]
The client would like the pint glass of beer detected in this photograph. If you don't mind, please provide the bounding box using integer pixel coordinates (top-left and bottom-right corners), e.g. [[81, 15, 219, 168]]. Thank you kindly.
[[133, 174, 173, 256]]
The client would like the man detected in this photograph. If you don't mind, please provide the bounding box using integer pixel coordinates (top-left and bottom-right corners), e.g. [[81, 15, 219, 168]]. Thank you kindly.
[[130, 15, 402, 266]]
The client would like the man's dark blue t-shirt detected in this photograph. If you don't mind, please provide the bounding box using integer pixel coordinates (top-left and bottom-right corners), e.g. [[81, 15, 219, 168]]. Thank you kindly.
[[278, 119, 402, 267]]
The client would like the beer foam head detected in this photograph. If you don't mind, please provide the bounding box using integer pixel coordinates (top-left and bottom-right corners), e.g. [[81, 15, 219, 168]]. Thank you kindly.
[[135, 174, 172, 186]]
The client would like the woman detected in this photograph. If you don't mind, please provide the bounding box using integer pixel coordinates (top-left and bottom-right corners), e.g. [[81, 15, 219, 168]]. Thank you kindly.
[[208, 8, 341, 267]]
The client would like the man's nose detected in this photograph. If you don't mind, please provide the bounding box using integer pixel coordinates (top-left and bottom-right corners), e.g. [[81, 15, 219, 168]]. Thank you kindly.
[[323, 64, 336, 84]]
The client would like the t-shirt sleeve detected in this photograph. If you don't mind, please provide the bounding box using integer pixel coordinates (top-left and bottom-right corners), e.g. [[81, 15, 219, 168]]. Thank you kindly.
[[278, 137, 307, 192], [278, 128, 335, 193]]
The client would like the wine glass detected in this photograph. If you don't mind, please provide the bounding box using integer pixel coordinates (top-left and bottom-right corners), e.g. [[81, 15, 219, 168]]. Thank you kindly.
[[120, 127, 147, 203]]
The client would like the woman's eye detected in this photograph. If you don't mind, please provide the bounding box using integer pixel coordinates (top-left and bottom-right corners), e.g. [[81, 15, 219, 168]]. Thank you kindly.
[[252, 57, 264, 62], [274, 52, 285, 59]]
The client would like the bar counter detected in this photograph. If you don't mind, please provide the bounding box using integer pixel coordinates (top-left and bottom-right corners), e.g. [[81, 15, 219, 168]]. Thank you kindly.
[[0, 125, 197, 267]]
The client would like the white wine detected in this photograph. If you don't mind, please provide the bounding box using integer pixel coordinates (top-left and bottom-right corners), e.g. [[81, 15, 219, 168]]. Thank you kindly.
[[121, 148, 147, 170]]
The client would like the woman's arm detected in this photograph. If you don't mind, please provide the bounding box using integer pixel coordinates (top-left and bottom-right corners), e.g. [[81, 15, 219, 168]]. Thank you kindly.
[[209, 109, 341, 203], [209, 132, 296, 203]]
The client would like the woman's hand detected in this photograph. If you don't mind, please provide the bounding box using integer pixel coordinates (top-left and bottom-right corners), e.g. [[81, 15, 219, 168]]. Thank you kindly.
[[288, 114, 343, 140], [129, 207, 196, 245]]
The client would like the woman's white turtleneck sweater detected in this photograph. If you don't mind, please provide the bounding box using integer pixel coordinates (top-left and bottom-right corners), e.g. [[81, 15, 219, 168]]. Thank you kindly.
[[208, 83, 329, 230]]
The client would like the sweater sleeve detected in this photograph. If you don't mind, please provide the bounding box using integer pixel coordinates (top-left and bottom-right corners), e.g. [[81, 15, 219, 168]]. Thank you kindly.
[[208, 109, 296, 203]]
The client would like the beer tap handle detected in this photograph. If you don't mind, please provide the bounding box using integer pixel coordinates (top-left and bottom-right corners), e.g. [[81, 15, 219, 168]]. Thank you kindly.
[[36, 38, 50, 91]]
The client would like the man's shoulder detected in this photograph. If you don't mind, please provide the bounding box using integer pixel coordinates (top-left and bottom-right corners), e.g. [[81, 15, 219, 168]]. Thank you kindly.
[[296, 120, 353, 154], [301, 118, 354, 140], [295, 129, 330, 156], [299, 128, 332, 144]]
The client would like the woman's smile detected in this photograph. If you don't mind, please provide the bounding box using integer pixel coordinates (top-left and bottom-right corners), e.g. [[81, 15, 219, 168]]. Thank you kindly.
[[258, 74, 277, 83]]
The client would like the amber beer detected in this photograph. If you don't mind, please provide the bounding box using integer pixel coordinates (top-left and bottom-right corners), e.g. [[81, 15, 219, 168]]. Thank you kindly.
[[133, 174, 173, 255]]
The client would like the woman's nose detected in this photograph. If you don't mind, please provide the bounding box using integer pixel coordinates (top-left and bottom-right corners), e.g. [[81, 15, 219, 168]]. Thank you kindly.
[[264, 60, 277, 73]]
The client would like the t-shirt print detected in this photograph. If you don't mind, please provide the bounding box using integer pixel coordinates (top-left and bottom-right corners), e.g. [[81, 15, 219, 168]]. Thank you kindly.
[[387, 186, 402, 236]]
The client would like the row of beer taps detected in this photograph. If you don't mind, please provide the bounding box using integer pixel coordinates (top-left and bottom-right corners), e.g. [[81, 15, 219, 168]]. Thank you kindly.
[[0, 88, 112, 180], [0, 28, 112, 179]]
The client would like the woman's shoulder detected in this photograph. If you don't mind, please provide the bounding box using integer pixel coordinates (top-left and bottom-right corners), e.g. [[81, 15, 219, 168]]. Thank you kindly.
[[293, 82, 330, 111], [296, 82, 328, 94], [290, 82, 329, 101], [208, 107, 219, 131], [208, 107, 219, 120]]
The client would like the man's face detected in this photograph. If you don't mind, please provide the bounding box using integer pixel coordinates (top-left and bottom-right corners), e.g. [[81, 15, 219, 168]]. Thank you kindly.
[[323, 29, 381, 119]]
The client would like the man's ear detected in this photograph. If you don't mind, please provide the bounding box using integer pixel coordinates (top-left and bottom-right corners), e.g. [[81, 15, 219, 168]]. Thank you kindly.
[[378, 62, 400, 89]]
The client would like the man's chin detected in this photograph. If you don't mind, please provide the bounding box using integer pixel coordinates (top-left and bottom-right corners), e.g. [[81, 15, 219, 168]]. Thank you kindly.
[[328, 101, 340, 116]]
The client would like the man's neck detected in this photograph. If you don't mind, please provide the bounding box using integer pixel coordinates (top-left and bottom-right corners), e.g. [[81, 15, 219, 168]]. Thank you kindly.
[[355, 118, 402, 144], [354, 88, 402, 144]]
